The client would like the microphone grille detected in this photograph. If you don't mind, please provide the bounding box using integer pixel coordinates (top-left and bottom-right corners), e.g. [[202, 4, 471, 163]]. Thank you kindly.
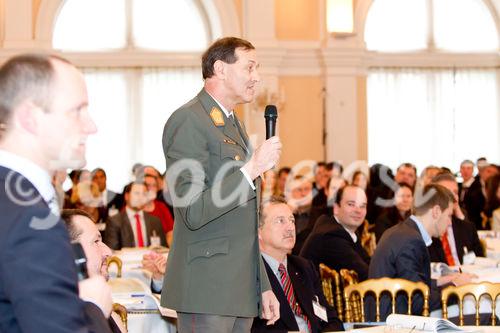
[[264, 105, 278, 118]]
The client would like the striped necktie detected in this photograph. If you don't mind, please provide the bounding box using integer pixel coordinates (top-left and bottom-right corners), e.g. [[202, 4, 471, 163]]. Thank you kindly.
[[278, 263, 311, 332]]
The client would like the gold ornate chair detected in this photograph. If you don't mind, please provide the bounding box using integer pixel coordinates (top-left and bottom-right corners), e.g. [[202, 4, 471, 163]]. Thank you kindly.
[[441, 282, 500, 326], [112, 303, 128, 330], [340, 269, 359, 287], [340, 269, 360, 320], [344, 277, 430, 322], [107, 256, 123, 278], [319, 263, 344, 320]]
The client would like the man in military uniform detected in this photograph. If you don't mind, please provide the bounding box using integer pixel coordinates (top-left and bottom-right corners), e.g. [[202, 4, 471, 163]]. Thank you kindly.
[[161, 37, 282, 333]]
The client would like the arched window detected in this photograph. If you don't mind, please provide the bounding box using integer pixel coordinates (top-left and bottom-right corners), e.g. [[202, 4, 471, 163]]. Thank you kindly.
[[52, 0, 213, 190], [53, 0, 209, 51], [365, 0, 498, 52], [364, 0, 499, 172]]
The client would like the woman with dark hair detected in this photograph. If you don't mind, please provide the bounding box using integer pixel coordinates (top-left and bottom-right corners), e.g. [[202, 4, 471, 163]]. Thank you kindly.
[[485, 174, 500, 231], [373, 182, 413, 242]]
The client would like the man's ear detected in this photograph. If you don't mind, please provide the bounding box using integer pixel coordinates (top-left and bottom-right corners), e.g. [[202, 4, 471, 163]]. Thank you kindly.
[[431, 205, 441, 220], [333, 203, 340, 215], [15, 101, 41, 135], [212, 60, 226, 79]]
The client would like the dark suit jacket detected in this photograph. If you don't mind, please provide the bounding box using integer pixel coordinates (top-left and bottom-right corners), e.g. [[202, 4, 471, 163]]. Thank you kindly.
[[251, 255, 344, 332], [104, 210, 166, 250], [368, 217, 441, 321], [463, 177, 486, 230], [0, 166, 111, 333], [98, 190, 124, 223], [428, 216, 484, 264], [300, 215, 371, 281]]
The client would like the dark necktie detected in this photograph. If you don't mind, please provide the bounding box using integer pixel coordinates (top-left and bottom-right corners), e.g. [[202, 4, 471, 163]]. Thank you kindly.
[[229, 113, 248, 154], [278, 263, 311, 332]]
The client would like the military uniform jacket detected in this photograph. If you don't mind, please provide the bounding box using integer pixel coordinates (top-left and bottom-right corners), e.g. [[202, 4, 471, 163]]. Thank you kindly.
[[160, 89, 270, 317]]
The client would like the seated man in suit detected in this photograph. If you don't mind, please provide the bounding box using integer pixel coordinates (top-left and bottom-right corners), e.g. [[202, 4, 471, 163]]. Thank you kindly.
[[105, 181, 166, 250], [427, 172, 484, 265], [368, 184, 475, 321], [92, 167, 124, 220], [463, 163, 498, 230], [300, 185, 371, 281], [61, 209, 126, 333], [252, 196, 344, 332]]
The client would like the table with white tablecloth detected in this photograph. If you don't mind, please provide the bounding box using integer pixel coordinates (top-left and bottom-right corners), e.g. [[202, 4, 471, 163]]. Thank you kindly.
[[478, 231, 500, 260], [109, 247, 176, 333], [430, 256, 500, 319]]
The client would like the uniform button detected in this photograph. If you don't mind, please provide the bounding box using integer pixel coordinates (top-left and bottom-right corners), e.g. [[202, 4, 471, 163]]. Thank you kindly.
[[235, 155, 241, 161], [206, 250, 210, 256]]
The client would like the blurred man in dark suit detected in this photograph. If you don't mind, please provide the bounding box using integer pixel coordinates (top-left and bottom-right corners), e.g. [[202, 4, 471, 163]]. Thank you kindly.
[[0, 54, 112, 333]]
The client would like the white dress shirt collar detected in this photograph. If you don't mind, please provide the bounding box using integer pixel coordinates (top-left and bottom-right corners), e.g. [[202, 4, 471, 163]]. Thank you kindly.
[[410, 215, 433, 246], [0, 149, 55, 203]]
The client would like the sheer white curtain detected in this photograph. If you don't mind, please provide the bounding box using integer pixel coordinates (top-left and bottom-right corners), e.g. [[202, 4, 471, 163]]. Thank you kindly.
[[367, 68, 499, 172], [83, 68, 202, 192], [140, 68, 203, 170]]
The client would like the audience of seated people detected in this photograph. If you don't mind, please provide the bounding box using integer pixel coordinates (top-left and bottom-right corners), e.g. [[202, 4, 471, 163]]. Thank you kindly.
[[252, 196, 344, 332], [300, 185, 371, 281], [368, 184, 476, 321], [104, 181, 166, 250], [57, 157, 500, 329]]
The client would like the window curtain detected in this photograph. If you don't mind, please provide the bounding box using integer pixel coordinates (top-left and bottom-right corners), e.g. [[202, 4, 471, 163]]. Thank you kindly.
[[367, 68, 499, 172], [82, 67, 202, 192]]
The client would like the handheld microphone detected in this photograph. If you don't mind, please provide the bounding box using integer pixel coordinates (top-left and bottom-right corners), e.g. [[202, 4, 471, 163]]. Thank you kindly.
[[264, 105, 278, 139], [71, 242, 89, 281]]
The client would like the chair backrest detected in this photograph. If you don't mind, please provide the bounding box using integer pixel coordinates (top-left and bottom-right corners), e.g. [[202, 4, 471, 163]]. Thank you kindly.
[[340, 269, 360, 320], [112, 303, 128, 330], [319, 263, 344, 320], [340, 269, 359, 287], [344, 277, 430, 322], [107, 256, 123, 278], [441, 282, 500, 326]]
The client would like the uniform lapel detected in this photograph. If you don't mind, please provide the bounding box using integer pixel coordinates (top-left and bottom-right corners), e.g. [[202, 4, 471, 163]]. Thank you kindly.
[[197, 89, 247, 152]]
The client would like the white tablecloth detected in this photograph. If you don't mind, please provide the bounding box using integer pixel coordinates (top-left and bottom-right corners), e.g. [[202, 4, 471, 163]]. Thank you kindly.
[[431, 260, 500, 319], [109, 248, 175, 333]]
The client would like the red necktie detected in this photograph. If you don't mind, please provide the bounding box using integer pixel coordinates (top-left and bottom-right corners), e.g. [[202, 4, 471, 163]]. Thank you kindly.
[[134, 213, 144, 247], [441, 231, 455, 266], [278, 263, 311, 332]]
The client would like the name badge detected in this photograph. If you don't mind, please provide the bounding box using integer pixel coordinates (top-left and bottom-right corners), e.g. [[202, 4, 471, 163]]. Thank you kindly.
[[312, 296, 327, 322], [462, 249, 476, 265]]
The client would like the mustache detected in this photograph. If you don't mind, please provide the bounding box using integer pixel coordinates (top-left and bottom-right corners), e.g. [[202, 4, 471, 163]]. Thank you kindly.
[[283, 231, 295, 239]]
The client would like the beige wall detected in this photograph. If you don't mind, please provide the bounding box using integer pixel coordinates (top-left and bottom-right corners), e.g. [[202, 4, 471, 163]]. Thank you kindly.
[[356, 76, 367, 160], [278, 76, 324, 167], [32, 0, 40, 36], [275, 0, 320, 40]]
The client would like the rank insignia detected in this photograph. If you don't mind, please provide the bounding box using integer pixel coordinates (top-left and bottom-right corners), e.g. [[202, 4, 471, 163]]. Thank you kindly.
[[210, 107, 225, 127]]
